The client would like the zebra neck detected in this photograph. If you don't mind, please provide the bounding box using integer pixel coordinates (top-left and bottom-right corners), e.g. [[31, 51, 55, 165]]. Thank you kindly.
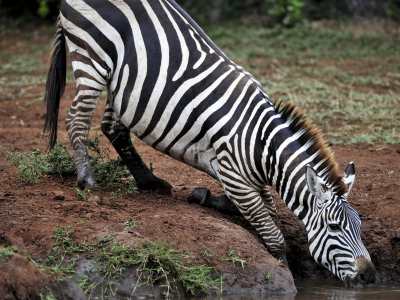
[[264, 129, 317, 223]]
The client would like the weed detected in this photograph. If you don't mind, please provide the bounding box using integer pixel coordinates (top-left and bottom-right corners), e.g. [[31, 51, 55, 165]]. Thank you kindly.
[[201, 251, 213, 257], [265, 274, 271, 280], [24, 97, 43, 107], [75, 189, 86, 201], [221, 250, 248, 268], [0, 245, 18, 260], [122, 220, 137, 229], [2, 134, 138, 197]]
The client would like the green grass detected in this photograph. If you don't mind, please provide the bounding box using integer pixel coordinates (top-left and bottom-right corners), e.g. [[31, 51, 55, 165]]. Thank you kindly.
[[45, 225, 218, 296], [207, 25, 400, 60], [205, 25, 400, 145], [1, 135, 138, 198]]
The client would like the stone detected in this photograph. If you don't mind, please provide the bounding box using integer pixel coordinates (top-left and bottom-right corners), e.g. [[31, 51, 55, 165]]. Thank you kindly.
[[53, 191, 65, 201]]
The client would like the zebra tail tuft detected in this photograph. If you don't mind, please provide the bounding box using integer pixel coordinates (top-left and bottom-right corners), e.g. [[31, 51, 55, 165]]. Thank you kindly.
[[43, 15, 67, 150]]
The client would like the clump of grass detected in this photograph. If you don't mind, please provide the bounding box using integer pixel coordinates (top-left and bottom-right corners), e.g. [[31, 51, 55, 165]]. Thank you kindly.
[[2, 134, 138, 197], [122, 220, 137, 229], [45, 225, 217, 296], [221, 250, 248, 268], [75, 189, 86, 201], [0, 245, 18, 261], [3, 140, 75, 184]]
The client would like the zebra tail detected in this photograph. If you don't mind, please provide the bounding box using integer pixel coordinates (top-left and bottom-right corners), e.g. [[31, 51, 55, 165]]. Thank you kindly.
[[43, 15, 67, 150]]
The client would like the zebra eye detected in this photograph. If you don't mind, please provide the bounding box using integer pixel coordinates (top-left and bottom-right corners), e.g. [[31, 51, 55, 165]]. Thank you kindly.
[[329, 223, 341, 231]]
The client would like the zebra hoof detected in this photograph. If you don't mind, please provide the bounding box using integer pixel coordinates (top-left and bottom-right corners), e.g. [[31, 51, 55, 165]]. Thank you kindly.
[[271, 251, 289, 267], [187, 188, 211, 205], [152, 178, 175, 197]]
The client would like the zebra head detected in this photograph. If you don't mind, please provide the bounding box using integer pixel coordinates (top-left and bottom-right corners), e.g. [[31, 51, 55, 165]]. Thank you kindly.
[[306, 162, 376, 287]]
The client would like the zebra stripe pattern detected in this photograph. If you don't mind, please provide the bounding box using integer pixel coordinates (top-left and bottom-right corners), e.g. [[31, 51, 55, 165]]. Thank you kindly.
[[44, 0, 375, 285]]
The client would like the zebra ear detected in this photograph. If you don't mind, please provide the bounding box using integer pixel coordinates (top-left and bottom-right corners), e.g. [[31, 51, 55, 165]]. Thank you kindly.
[[306, 165, 332, 204], [306, 165, 323, 199], [343, 161, 356, 197]]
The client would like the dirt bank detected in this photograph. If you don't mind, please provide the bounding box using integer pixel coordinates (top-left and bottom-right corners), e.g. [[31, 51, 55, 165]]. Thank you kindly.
[[0, 248, 85, 300], [1, 82, 400, 297]]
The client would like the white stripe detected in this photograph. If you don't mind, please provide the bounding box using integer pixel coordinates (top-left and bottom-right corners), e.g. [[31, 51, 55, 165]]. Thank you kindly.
[[110, 0, 147, 116], [113, 65, 129, 109], [133, 0, 171, 137], [189, 29, 206, 69], [159, 0, 189, 81]]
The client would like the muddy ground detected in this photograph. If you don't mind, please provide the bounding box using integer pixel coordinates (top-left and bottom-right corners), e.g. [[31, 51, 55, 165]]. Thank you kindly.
[[0, 79, 400, 295]]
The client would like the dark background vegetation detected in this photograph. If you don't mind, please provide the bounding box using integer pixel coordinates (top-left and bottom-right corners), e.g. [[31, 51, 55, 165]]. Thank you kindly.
[[1, 0, 400, 26]]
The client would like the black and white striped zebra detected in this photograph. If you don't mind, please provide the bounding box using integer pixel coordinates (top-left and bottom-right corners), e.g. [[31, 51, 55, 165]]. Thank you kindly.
[[43, 0, 376, 286]]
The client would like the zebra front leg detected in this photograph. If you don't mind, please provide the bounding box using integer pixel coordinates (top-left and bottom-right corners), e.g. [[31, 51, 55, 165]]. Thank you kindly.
[[66, 81, 105, 202], [220, 175, 288, 266], [101, 102, 173, 196], [261, 186, 277, 217], [187, 188, 242, 216], [187, 186, 276, 217]]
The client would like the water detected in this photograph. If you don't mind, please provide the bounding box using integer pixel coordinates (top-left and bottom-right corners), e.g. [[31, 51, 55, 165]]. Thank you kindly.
[[98, 278, 400, 300], [292, 279, 400, 300], [192, 279, 400, 300]]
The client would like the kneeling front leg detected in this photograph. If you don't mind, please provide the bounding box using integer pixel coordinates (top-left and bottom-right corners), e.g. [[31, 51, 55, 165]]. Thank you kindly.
[[101, 102, 173, 196]]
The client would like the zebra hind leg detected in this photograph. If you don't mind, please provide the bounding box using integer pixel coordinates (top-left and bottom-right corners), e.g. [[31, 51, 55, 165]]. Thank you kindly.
[[101, 101, 173, 196], [66, 80, 105, 202]]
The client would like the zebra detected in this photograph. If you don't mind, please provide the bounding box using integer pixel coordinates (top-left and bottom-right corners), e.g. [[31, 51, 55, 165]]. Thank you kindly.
[[43, 0, 376, 286]]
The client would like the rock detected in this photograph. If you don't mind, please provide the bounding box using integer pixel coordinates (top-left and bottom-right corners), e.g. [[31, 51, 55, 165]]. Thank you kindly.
[[53, 191, 65, 201], [41, 191, 47, 196], [3, 192, 14, 197], [0, 252, 86, 300]]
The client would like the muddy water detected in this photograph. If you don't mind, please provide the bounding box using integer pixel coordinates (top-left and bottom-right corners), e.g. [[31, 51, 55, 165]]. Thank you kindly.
[[105, 279, 400, 300]]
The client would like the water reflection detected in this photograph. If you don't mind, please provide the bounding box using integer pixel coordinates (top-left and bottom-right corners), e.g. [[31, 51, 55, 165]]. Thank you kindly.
[[294, 279, 400, 300]]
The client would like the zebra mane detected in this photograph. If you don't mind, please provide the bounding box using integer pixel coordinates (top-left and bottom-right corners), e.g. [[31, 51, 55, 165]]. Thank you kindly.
[[275, 101, 348, 196]]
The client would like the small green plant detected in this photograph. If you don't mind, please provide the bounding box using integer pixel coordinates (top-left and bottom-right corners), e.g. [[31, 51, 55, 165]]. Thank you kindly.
[[38, 293, 57, 300], [0, 245, 18, 260], [201, 250, 213, 257], [221, 250, 248, 268], [122, 220, 137, 229], [265, 274, 271, 280], [75, 189, 86, 201]]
